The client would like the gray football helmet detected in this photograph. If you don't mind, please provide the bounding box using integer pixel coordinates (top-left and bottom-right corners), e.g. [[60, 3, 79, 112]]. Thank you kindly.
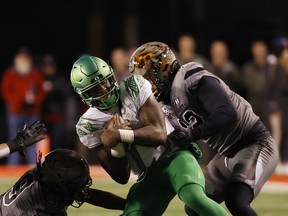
[[129, 42, 179, 101]]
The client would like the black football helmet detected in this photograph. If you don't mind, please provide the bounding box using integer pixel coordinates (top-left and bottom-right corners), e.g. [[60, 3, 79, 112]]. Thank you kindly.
[[129, 42, 180, 101], [41, 149, 92, 207]]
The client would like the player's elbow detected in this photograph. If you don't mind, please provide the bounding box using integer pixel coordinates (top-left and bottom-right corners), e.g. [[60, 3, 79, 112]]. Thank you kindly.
[[227, 106, 238, 124], [111, 168, 130, 184], [113, 174, 130, 185]]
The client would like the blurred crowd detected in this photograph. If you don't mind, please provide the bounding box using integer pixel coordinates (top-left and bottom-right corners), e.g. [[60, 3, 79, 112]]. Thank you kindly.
[[1, 35, 288, 175]]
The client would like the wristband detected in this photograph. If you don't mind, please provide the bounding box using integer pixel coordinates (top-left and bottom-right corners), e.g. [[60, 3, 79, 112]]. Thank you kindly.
[[0, 144, 11, 159], [118, 129, 134, 144], [7, 139, 19, 153]]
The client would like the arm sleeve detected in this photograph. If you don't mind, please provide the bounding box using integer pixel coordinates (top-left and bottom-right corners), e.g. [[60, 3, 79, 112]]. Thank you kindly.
[[76, 124, 102, 149], [189, 76, 238, 141], [75, 108, 111, 149]]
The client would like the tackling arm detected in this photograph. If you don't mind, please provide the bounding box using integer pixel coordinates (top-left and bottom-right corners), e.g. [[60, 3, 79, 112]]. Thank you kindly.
[[190, 76, 238, 141], [84, 188, 126, 210]]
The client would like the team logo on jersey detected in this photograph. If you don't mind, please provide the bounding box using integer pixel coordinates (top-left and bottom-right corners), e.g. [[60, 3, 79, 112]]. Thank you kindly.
[[76, 120, 99, 138], [3, 173, 34, 206], [174, 98, 179, 106], [178, 109, 204, 130], [78, 121, 97, 132], [76, 127, 87, 137]]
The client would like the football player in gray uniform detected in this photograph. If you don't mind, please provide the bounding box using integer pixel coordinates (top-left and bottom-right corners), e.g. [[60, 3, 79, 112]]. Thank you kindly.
[[70, 55, 228, 216], [129, 42, 279, 216], [0, 149, 126, 216]]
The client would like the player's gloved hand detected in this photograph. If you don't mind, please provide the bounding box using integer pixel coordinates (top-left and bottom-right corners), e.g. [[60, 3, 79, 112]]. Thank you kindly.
[[168, 131, 202, 160], [168, 127, 202, 159], [168, 126, 193, 145], [169, 128, 188, 140], [186, 142, 202, 160], [7, 120, 47, 157]]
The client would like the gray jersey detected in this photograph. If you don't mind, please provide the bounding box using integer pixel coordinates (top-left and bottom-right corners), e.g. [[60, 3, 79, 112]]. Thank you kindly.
[[170, 62, 260, 156], [0, 168, 67, 216]]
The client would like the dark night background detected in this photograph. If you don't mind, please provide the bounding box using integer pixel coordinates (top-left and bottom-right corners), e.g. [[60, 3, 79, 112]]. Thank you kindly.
[[1, 0, 288, 145], [0, 0, 288, 162], [1, 0, 288, 75]]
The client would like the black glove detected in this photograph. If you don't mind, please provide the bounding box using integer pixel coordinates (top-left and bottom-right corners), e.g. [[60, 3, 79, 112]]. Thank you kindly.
[[168, 127, 191, 146], [186, 142, 202, 160], [7, 120, 47, 157], [168, 128, 202, 160]]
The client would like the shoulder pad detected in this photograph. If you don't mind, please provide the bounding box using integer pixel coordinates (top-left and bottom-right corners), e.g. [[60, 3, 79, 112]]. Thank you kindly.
[[121, 75, 146, 98]]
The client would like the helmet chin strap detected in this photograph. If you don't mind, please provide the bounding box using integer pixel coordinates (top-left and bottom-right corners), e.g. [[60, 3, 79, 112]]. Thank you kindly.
[[97, 93, 119, 111], [157, 66, 178, 103]]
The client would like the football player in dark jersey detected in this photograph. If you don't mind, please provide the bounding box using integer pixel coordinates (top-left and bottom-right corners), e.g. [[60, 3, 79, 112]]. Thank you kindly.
[[0, 120, 46, 159], [0, 148, 126, 216], [129, 42, 279, 216]]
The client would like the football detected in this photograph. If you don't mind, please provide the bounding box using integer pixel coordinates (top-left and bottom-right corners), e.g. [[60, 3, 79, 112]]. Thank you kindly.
[[111, 142, 126, 158]]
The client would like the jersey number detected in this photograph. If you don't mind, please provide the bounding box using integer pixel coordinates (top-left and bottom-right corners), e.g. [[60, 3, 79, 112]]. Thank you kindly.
[[3, 173, 34, 206], [178, 110, 203, 129]]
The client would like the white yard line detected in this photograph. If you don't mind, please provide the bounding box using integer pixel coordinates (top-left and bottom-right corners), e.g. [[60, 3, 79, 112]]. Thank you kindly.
[[262, 181, 288, 194]]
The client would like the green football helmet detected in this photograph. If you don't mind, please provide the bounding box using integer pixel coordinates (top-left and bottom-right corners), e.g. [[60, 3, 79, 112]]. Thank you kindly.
[[70, 55, 119, 110]]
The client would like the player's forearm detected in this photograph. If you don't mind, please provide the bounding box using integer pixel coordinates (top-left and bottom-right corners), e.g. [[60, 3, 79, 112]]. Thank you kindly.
[[85, 188, 126, 210], [103, 126, 166, 147], [191, 105, 238, 141], [133, 126, 167, 146]]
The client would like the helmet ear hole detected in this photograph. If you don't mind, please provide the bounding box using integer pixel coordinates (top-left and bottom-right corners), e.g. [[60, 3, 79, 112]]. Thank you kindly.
[[171, 60, 180, 74]]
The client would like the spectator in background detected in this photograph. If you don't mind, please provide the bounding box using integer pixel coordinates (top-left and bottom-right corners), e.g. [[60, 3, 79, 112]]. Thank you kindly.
[[1, 48, 46, 164], [273, 46, 288, 175], [209, 40, 246, 97], [242, 41, 274, 131], [110, 47, 129, 82], [40, 54, 73, 150], [176, 34, 210, 68]]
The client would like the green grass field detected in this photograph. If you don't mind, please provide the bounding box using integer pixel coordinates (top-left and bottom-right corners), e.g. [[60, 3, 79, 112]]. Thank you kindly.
[[1, 177, 288, 216]]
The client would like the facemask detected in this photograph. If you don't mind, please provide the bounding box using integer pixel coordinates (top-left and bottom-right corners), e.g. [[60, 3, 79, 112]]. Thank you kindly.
[[15, 62, 32, 75]]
